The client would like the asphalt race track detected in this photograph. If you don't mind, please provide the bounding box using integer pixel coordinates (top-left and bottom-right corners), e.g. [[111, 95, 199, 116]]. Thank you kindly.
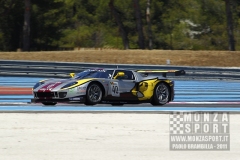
[[0, 76, 240, 112], [0, 103, 240, 113], [1, 77, 240, 160]]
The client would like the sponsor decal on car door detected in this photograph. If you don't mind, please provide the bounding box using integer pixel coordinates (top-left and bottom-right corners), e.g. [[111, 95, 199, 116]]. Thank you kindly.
[[109, 80, 137, 100], [110, 81, 120, 97]]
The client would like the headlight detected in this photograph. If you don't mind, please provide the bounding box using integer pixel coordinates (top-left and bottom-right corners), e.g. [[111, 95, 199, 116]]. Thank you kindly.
[[33, 82, 45, 89], [61, 82, 78, 89]]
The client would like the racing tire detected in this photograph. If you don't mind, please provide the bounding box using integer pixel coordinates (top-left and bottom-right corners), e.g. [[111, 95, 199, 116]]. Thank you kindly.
[[84, 83, 103, 105], [150, 82, 170, 106], [42, 102, 57, 106]]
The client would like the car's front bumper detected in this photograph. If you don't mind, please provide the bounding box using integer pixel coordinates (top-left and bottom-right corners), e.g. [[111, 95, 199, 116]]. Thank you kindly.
[[31, 96, 86, 104]]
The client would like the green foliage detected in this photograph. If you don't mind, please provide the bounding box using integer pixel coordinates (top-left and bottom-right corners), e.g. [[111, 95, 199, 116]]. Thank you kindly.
[[0, 0, 24, 51], [0, 0, 239, 51], [60, 25, 97, 48], [30, 0, 67, 50]]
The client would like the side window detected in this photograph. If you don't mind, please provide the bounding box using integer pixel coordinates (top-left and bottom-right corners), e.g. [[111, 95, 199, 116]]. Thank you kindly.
[[105, 70, 114, 79], [113, 70, 135, 80], [124, 71, 135, 80], [112, 70, 122, 79]]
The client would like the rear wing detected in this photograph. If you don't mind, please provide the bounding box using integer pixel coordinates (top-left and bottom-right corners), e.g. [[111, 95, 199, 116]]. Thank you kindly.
[[136, 70, 185, 77]]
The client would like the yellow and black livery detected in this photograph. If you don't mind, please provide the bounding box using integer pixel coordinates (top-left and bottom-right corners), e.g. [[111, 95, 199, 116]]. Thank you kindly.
[[31, 68, 185, 106]]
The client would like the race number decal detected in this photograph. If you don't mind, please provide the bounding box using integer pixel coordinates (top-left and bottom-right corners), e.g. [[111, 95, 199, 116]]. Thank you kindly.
[[111, 82, 120, 97]]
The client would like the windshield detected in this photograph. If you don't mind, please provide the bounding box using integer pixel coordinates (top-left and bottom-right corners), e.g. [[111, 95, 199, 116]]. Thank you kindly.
[[73, 70, 114, 79]]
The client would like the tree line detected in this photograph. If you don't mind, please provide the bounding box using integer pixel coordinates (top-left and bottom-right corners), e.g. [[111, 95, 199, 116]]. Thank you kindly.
[[0, 0, 239, 51]]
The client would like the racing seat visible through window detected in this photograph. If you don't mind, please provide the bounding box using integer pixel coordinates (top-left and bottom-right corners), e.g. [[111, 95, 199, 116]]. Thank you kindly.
[[124, 71, 134, 80]]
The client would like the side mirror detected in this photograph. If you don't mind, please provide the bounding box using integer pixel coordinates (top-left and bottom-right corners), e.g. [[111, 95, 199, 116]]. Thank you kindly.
[[70, 73, 75, 78], [113, 72, 125, 79]]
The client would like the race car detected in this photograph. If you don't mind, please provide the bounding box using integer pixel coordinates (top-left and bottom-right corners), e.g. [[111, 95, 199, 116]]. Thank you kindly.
[[31, 68, 185, 106]]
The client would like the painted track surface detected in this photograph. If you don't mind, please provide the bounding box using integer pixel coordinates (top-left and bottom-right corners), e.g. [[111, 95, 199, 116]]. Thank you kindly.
[[0, 103, 240, 113], [0, 77, 240, 112], [1, 77, 240, 160]]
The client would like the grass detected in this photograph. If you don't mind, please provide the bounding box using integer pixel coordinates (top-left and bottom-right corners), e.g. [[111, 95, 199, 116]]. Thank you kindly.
[[0, 50, 240, 67]]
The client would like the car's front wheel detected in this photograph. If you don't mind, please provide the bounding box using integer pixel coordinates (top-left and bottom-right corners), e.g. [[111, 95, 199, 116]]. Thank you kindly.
[[84, 83, 103, 105], [42, 102, 57, 106], [150, 82, 170, 106]]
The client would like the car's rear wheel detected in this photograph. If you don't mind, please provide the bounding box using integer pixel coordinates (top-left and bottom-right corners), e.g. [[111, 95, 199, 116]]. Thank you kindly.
[[150, 82, 170, 106], [84, 83, 103, 105], [42, 102, 57, 106]]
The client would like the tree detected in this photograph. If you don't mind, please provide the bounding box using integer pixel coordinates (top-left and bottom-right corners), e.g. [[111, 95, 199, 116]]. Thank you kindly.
[[133, 0, 145, 49], [150, 0, 195, 49], [109, 0, 129, 49], [0, 0, 239, 51], [187, 0, 228, 50], [146, 0, 153, 50], [0, 0, 24, 51], [23, 0, 31, 51], [225, 0, 235, 51], [30, 0, 67, 50]]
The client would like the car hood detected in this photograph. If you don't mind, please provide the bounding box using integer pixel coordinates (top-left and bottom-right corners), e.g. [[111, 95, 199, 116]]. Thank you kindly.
[[34, 78, 93, 92]]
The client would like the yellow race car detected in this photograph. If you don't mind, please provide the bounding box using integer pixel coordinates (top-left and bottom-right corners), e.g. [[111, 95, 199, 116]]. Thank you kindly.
[[31, 68, 185, 106]]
